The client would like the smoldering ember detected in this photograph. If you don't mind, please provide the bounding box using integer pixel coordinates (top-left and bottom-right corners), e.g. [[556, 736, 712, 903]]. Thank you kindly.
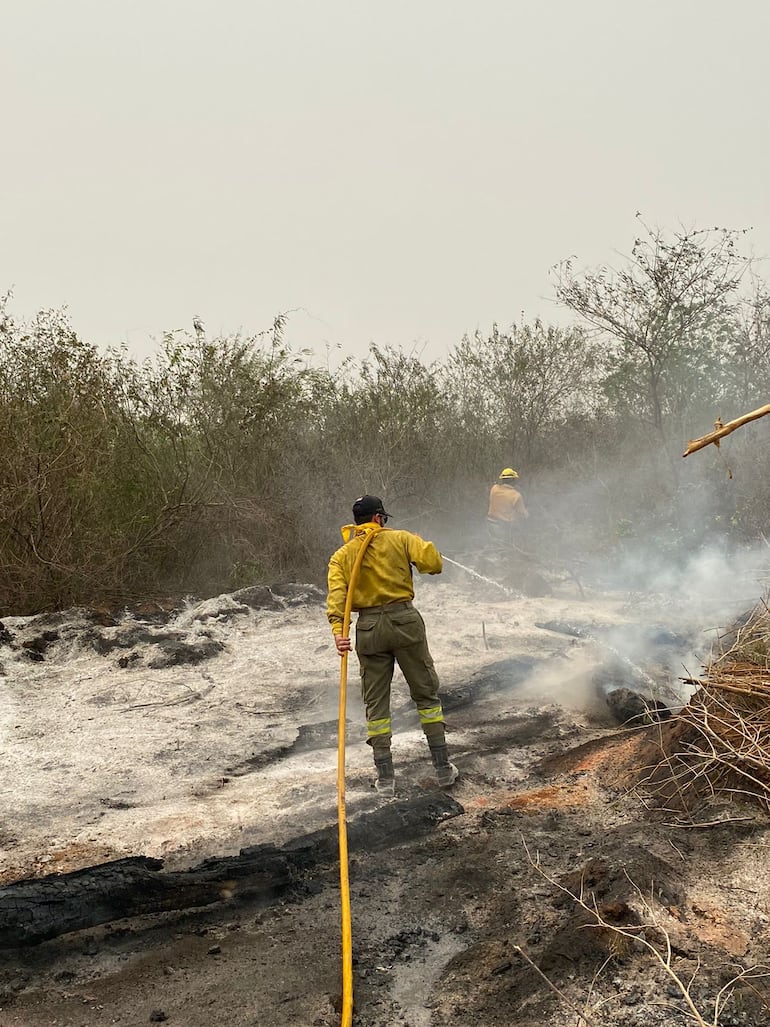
[[3, 542, 770, 1027]]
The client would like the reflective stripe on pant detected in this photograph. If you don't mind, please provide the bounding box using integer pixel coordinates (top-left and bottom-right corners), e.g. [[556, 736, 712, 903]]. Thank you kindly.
[[418, 705, 444, 726], [355, 604, 444, 752], [366, 715, 392, 742]]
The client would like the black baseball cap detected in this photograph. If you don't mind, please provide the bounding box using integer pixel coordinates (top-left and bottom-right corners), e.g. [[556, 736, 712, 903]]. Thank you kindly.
[[352, 495, 390, 521]]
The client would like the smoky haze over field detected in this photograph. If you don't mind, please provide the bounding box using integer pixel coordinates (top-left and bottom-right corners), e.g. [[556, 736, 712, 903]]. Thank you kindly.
[[428, 462, 770, 722], [431, 451, 770, 624]]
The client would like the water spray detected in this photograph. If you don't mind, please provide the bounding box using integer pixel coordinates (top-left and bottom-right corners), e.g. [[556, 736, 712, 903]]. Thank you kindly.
[[442, 555, 524, 599]]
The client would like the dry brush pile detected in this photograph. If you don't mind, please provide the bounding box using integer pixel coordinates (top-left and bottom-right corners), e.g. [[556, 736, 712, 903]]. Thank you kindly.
[[646, 602, 770, 817]]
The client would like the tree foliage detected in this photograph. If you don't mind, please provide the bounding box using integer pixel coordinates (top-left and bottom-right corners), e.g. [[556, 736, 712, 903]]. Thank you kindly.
[[553, 221, 752, 433], [443, 320, 606, 469]]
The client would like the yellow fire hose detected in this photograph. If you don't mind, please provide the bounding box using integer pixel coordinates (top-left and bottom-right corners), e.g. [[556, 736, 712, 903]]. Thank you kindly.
[[337, 525, 380, 1027]]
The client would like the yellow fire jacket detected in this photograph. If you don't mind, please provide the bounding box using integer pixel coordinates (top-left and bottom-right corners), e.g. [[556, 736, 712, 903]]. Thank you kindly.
[[487, 483, 528, 523], [326, 521, 443, 636]]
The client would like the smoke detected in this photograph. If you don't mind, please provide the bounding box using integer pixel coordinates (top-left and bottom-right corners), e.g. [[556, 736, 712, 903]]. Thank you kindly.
[[435, 469, 770, 721], [595, 540, 770, 623], [515, 648, 606, 714]]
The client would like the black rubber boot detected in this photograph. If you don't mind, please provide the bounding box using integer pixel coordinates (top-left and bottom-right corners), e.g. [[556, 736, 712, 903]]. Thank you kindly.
[[430, 744, 459, 788], [374, 754, 395, 797]]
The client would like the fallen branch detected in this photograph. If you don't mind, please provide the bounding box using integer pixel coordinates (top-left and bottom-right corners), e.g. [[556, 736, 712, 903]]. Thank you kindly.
[[683, 404, 770, 457]]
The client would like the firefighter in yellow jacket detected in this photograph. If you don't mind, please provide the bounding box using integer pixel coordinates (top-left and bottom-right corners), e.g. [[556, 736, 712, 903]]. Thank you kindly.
[[487, 467, 528, 543], [327, 494, 458, 796]]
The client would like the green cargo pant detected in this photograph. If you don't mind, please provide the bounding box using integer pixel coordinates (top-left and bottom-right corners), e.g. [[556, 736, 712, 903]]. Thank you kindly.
[[354, 601, 445, 755]]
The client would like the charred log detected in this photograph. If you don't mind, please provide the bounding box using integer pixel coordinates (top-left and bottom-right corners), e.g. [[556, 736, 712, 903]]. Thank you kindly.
[[0, 793, 464, 948], [605, 687, 672, 725]]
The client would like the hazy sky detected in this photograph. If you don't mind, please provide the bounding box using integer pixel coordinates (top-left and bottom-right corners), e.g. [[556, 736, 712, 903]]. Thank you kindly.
[[4, 1, 769, 364]]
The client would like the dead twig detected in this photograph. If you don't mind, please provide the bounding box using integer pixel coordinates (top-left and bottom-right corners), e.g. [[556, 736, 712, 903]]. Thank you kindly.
[[661, 815, 756, 829], [236, 706, 290, 716], [125, 683, 213, 711], [511, 944, 601, 1027]]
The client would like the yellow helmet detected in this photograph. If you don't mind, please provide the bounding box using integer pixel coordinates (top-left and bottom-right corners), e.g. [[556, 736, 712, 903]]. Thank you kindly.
[[499, 467, 519, 480]]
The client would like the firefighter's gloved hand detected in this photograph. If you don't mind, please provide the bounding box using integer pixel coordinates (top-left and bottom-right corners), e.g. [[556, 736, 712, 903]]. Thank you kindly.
[[335, 635, 352, 655]]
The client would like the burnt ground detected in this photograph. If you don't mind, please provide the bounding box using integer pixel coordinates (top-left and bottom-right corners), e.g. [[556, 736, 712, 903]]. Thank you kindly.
[[1, 578, 770, 1026], [2, 695, 770, 1026]]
